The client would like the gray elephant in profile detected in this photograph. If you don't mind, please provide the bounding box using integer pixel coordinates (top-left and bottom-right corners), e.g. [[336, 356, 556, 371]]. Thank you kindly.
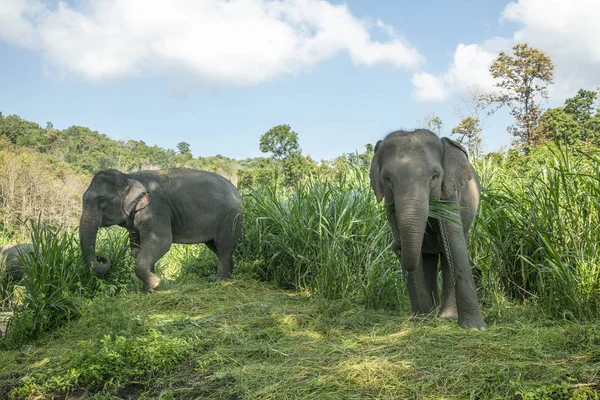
[[370, 129, 486, 329], [79, 168, 244, 292], [0, 243, 36, 284]]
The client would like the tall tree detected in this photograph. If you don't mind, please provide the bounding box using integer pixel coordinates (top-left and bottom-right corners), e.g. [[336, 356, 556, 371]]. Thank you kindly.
[[452, 117, 483, 159], [452, 85, 488, 158], [535, 107, 580, 145], [177, 141, 191, 155], [564, 89, 597, 126], [488, 43, 554, 149], [418, 112, 444, 135], [535, 89, 600, 146], [259, 124, 300, 160]]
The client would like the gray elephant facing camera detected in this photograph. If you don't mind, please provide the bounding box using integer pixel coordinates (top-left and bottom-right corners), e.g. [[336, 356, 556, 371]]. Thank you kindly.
[[79, 168, 244, 292], [370, 129, 486, 330]]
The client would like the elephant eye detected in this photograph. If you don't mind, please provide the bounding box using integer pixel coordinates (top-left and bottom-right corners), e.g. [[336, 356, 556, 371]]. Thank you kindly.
[[98, 197, 107, 204]]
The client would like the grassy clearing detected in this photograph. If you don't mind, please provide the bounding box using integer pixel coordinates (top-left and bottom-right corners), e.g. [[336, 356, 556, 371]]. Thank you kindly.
[[1, 143, 600, 398], [1, 278, 598, 399]]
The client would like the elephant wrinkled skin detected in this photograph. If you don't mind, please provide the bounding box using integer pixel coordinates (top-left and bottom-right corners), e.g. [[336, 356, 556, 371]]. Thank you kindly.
[[370, 129, 486, 330], [79, 168, 244, 292]]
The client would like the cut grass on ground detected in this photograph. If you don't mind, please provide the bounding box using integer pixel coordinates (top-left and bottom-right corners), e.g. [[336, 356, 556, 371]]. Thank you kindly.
[[1, 278, 599, 399]]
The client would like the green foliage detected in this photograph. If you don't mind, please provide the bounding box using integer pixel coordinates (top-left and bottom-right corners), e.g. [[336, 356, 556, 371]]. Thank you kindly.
[[282, 153, 317, 187], [237, 158, 281, 190], [176, 141, 191, 155], [537, 89, 600, 146], [537, 107, 581, 145], [3, 222, 139, 347], [564, 89, 598, 126], [583, 113, 600, 144], [488, 43, 555, 148], [472, 143, 600, 320], [236, 167, 404, 309], [259, 124, 300, 160], [12, 329, 197, 398], [452, 116, 483, 158], [2, 280, 599, 399], [5, 220, 90, 346]]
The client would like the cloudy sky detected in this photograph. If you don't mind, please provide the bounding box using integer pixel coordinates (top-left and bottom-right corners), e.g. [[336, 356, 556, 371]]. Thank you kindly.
[[1, 0, 599, 160]]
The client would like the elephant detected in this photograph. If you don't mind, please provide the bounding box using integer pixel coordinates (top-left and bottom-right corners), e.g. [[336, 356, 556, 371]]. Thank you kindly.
[[79, 168, 244, 292], [369, 129, 486, 330], [0, 243, 36, 284]]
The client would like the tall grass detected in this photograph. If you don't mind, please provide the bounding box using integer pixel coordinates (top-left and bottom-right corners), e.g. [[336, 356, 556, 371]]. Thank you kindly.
[[3, 141, 599, 348], [238, 143, 600, 321], [473, 143, 600, 320], [237, 166, 405, 310], [3, 220, 138, 347]]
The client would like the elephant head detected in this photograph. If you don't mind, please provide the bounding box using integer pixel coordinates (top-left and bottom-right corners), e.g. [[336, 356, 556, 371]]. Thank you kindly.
[[370, 129, 473, 272], [79, 169, 150, 274]]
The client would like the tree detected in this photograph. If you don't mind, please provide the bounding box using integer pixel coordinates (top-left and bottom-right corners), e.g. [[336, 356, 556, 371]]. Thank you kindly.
[[563, 89, 598, 142], [282, 153, 316, 186], [417, 113, 443, 135], [452, 86, 489, 158], [564, 89, 597, 127], [488, 43, 554, 149], [583, 114, 600, 146], [177, 141, 191, 155], [452, 116, 483, 159], [259, 124, 300, 160], [535, 108, 580, 145], [536, 89, 600, 146]]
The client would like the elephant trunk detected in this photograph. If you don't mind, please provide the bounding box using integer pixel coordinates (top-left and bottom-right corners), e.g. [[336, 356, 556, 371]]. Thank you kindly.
[[395, 194, 429, 272], [79, 208, 111, 274]]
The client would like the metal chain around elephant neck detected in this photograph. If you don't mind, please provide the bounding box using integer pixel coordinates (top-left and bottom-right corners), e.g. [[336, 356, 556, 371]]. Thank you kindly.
[[439, 217, 457, 287]]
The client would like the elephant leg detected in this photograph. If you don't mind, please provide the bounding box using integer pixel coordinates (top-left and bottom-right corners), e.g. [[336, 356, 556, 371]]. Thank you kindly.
[[422, 254, 440, 306], [439, 254, 458, 320], [136, 230, 172, 292], [404, 253, 436, 315], [439, 213, 486, 330], [207, 238, 234, 280]]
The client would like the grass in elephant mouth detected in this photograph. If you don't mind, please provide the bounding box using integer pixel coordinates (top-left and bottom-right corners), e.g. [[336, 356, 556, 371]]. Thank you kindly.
[[1, 278, 598, 399]]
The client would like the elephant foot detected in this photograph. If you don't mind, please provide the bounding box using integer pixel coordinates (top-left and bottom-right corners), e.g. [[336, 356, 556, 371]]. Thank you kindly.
[[142, 274, 161, 293], [216, 274, 230, 282], [439, 306, 458, 321], [458, 315, 487, 330]]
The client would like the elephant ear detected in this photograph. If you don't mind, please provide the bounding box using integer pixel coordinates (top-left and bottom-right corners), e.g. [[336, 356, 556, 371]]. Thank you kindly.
[[123, 179, 150, 216], [441, 137, 474, 199], [370, 140, 384, 203]]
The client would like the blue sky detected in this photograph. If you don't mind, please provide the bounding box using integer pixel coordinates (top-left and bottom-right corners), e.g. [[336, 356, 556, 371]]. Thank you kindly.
[[1, 0, 598, 161]]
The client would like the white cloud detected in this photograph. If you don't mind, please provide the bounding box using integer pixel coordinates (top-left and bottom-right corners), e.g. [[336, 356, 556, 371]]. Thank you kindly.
[[0, 0, 423, 85], [411, 72, 448, 102], [412, 0, 600, 102], [412, 42, 502, 102]]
